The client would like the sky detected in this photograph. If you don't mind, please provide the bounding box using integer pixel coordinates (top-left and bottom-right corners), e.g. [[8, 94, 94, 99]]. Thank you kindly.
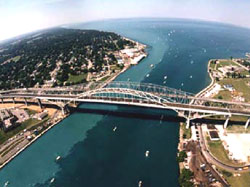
[[0, 0, 250, 41]]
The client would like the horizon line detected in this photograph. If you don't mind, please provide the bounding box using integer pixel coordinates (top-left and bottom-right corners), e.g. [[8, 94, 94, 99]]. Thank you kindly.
[[1, 17, 250, 44]]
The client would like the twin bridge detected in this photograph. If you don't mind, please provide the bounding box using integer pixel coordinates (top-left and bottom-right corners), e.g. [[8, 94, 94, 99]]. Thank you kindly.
[[1, 81, 250, 129]]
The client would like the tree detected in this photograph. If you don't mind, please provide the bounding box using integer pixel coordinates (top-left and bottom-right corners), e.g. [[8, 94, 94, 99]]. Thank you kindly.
[[177, 151, 187, 162], [179, 168, 194, 187]]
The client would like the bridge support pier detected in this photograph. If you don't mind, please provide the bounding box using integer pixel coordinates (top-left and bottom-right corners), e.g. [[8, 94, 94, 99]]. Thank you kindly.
[[37, 99, 42, 109], [24, 98, 28, 106], [12, 97, 15, 104], [1, 98, 3, 104], [61, 105, 68, 115], [224, 116, 230, 129], [186, 117, 191, 129], [245, 118, 250, 129]]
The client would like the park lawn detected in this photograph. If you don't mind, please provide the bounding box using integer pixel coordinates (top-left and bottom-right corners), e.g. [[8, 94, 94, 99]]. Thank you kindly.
[[99, 75, 111, 82], [181, 122, 191, 139], [214, 90, 232, 101], [67, 73, 87, 84], [110, 65, 122, 71], [223, 172, 250, 187], [218, 78, 250, 102], [226, 124, 250, 133], [209, 61, 216, 70], [207, 139, 244, 167], [215, 59, 238, 70]]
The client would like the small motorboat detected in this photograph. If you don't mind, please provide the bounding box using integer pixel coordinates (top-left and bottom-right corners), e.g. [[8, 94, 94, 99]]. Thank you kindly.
[[50, 178, 55, 183], [4, 181, 9, 187], [145, 150, 150, 157], [113, 126, 117, 132], [56, 156, 61, 161], [138, 180, 143, 187], [164, 76, 167, 80], [146, 74, 150, 77]]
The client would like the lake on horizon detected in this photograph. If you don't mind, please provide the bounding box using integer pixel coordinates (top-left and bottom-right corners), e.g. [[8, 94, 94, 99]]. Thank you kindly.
[[1, 18, 250, 187]]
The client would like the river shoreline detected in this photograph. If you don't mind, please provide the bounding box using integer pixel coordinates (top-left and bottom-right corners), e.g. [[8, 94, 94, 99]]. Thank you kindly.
[[0, 112, 68, 170], [177, 58, 215, 180], [0, 38, 147, 171], [195, 59, 215, 98]]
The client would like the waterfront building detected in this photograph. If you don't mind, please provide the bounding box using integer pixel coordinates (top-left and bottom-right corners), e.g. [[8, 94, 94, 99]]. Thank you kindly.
[[2, 116, 18, 132]]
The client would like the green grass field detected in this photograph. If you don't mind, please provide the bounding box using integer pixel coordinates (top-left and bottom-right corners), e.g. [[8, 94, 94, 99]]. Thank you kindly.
[[215, 59, 239, 70], [99, 75, 111, 82], [207, 138, 245, 167], [217, 78, 250, 102], [67, 73, 87, 84], [221, 171, 250, 187], [181, 123, 191, 139]]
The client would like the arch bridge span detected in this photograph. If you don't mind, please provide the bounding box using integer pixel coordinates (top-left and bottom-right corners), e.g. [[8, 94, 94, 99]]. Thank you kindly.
[[1, 81, 250, 128]]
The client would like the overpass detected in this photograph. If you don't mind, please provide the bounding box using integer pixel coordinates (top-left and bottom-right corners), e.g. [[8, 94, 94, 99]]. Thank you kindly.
[[1, 81, 250, 128]]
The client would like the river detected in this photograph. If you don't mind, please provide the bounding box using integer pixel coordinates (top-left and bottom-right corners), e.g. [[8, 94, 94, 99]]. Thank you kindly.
[[1, 18, 250, 187]]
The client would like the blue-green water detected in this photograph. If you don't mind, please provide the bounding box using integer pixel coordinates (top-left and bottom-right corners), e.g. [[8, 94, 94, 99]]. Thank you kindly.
[[1, 18, 250, 187]]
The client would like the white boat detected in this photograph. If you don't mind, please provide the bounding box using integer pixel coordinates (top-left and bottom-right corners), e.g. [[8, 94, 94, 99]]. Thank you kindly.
[[50, 178, 55, 183], [56, 156, 61, 161], [163, 81, 166, 84], [181, 83, 184, 86], [146, 74, 150, 77], [138, 180, 143, 187], [145, 150, 150, 157], [190, 75, 193, 79], [164, 76, 167, 80], [150, 64, 154, 68], [113, 126, 117, 132], [4, 181, 9, 187]]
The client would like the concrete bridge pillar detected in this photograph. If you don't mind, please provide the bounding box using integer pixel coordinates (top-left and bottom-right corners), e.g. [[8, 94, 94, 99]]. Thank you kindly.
[[61, 107, 65, 115], [12, 97, 15, 104], [224, 116, 230, 129], [37, 98, 42, 109], [186, 117, 191, 129], [61, 105, 68, 115], [245, 118, 250, 129], [24, 98, 28, 106]]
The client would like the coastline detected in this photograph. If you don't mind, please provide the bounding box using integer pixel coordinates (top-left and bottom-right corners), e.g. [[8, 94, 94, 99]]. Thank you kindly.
[[177, 59, 215, 181], [0, 38, 147, 170], [0, 112, 69, 170], [195, 59, 215, 98]]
